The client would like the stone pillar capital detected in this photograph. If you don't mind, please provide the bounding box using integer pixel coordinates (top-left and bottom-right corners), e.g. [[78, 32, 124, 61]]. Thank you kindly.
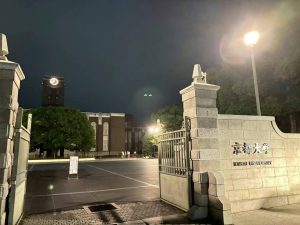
[[0, 61, 25, 83], [0, 34, 8, 61], [180, 82, 220, 96]]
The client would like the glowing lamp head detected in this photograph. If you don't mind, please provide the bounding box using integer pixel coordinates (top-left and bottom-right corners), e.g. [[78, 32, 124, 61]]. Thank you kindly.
[[148, 126, 159, 134], [244, 31, 259, 47], [148, 126, 154, 133], [49, 77, 59, 86]]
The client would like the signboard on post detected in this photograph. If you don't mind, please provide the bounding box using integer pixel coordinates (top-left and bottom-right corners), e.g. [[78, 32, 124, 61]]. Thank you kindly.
[[68, 156, 79, 179]]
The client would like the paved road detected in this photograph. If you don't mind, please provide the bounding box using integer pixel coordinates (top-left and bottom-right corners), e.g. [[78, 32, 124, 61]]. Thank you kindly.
[[25, 159, 159, 214]]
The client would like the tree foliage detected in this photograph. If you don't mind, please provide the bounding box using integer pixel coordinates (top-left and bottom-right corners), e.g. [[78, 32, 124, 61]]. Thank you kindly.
[[141, 134, 156, 156], [208, 4, 300, 132], [151, 105, 183, 132], [23, 107, 95, 153]]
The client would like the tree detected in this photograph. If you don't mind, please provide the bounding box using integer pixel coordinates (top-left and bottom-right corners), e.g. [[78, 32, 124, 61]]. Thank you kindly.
[[23, 107, 95, 157], [151, 105, 183, 132], [207, 4, 300, 132], [141, 134, 156, 157]]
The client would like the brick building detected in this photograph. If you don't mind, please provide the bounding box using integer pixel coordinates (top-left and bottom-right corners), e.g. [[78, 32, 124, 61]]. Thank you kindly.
[[84, 112, 126, 156], [84, 112, 146, 156], [125, 115, 145, 154]]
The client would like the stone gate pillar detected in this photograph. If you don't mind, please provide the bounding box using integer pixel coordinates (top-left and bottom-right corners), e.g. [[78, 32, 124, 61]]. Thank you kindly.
[[180, 64, 232, 224], [0, 34, 25, 224]]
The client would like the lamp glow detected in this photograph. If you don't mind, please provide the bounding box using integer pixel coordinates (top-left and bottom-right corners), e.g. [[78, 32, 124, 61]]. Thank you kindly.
[[148, 126, 159, 134], [148, 126, 154, 133], [244, 31, 259, 47]]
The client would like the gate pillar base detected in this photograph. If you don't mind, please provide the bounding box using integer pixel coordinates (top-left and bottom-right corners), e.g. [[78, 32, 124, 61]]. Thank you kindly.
[[187, 205, 208, 220], [0, 212, 6, 225], [208, 172, 233, 225], [209, 207, 233, 225]]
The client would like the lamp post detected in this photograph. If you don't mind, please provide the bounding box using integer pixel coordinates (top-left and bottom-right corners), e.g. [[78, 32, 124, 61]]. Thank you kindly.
[[244, 31, 261, 116], [148, 125, 159, 157]]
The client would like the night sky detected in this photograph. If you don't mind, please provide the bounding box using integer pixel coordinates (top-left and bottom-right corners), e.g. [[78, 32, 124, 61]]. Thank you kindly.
[[0, 0, 288, 123]]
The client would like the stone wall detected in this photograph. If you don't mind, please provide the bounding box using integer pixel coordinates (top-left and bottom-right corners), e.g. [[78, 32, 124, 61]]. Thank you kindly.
[[180, 64, 300, 224], [218, 114, 300, 213]]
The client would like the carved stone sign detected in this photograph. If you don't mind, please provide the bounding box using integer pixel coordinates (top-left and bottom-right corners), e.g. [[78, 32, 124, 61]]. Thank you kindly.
[[233, 160, 272, 167], [232, 142, 270, 155]]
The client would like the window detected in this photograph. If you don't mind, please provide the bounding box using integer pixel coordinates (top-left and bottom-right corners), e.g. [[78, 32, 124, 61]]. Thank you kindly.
[[103, 136, 108, 151], [91, 122, 96, 131], [90, 122, 96, 151], [103, 122, 109, 151], [103, 122, 109, 135]]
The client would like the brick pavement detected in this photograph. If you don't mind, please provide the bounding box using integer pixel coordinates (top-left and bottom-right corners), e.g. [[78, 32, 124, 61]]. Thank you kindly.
[[21, 200, 300, 225], [20, 200, 185, 225]]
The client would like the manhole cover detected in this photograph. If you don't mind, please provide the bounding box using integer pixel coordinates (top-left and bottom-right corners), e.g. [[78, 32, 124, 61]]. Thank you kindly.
[[84, 203, 119, 213]]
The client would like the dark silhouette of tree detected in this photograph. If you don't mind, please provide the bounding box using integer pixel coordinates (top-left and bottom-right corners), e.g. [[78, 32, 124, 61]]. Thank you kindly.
[[23, 107, 95, 157], [151, 105, 183, 132]]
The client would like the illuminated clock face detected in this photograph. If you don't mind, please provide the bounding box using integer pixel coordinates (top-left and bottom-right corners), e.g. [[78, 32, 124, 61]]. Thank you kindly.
[[49, 77, 59, 86]]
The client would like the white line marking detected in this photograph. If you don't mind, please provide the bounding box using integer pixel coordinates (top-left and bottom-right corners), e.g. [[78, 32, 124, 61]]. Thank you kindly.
[[27, 185, 152, 198], [88, 192, 97, 201], [28, 164, 35, 171], [85, 164, 159, 188], [50, 190, 56, 210]]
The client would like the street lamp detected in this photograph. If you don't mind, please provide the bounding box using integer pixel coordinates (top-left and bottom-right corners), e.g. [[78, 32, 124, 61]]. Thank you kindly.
[[148, 125, 159, 157], [148, 126, 159, 134], [244, 31, 261, 116]]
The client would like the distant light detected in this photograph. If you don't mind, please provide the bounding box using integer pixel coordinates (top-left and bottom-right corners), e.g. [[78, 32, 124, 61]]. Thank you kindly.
[[148, 126, 159, 134], [144, 93, 148, 97], [148, 126, 154, 133], [49, 77, 59, 86], [244, 31, 259, 47], [49, 184, 54, 190], [148, 93, 152, 97]]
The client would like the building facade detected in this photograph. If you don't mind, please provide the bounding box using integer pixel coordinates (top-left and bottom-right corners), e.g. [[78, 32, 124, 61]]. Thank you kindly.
[[125, 126, 145, 154], [124, 115, 146, 154], [84, 112, 126, 156]]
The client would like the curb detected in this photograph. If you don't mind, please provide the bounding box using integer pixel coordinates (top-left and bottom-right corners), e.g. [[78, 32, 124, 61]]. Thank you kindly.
[[28, 158, 145, 164]]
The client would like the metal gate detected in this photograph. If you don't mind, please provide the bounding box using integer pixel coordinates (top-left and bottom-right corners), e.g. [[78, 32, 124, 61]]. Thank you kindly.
[[7, 108, 32, 225], [158, 117, 192, 211]]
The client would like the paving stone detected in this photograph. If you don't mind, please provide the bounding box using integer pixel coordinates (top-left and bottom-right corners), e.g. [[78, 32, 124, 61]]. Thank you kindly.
[[20, 200, 183, 225]]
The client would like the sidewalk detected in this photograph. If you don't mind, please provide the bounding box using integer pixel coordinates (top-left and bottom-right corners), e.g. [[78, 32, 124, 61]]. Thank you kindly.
[[232, 203, 300, 225], [20, 201, 300, 225], [20, 200, 208, 225]]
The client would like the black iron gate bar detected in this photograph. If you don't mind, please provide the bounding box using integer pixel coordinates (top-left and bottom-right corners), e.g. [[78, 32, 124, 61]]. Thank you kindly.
[[157, 117, 191, 177]]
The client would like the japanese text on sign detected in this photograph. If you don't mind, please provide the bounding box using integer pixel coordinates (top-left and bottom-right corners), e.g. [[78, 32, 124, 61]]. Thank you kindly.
[[232, 142, 270, 155]]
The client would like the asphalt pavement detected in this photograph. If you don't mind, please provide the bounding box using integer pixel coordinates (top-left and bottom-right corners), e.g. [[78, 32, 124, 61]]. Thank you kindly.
[[23, 159, 300, 225], [25, 159, 160, 214]]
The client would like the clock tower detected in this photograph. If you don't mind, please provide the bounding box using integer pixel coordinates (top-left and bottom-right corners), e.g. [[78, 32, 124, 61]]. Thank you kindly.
[[42, 76, 65, 107]]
